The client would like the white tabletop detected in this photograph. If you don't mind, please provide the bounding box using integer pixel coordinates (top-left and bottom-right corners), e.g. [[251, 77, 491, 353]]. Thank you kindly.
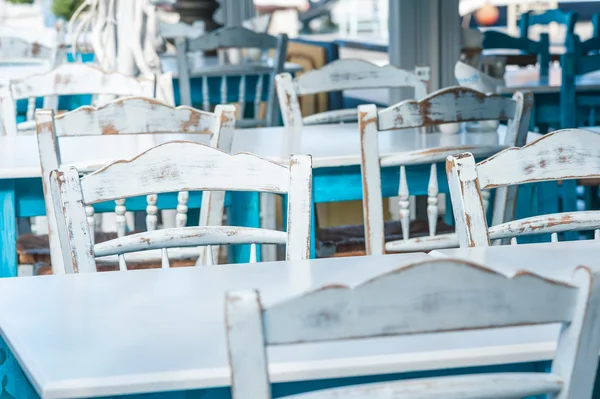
[[0, 123, 519, 179], [431, 240, 600, 281], [0, 61, 51, 85], [0, 252, 568, 399], [499, 65, 600, 94]]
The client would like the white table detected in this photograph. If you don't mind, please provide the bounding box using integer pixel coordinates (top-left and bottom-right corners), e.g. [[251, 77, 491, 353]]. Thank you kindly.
[[0, 123, 519, 178], [0, 252, 569, 399], [431, 240, 600, 281], [499, 65, 600, 95]]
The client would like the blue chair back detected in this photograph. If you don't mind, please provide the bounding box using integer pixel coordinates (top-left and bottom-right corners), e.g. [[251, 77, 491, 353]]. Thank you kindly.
[[482, 30, 551, 75], [519, 9, 578, 48], [560, 35, 600, 128], [580, 13, 600, 55]]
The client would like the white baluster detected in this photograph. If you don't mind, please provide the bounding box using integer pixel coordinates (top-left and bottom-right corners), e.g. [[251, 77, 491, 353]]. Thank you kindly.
[[204, 245, 214, 266], [238, 75, 246, 119], [595, 229, 600, 240], [202, 75, 210, 111], [398, 165, 410, 241], [27, 97, 35, 121], [146, 194, 158, 231], [249, 243, 257, 263], [427, 164, 439, 236], [551, 232, 558, 242], [221, 76, 227, 105], [118, 254, 126, 271], [254, 75, 263, 121], [511, 237, 518, 245], [85, 205, 95, 244], [115, 199, 127, 237], [176, 191, 189, 228], [161, 248, 169, 268], [481, 190, 491, 214]]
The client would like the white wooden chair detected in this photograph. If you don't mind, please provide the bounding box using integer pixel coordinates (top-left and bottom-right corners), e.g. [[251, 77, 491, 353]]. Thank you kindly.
[[448, 128, 600, 247], [34, 97, 236, 274], [0, 63, 174, 136], [49, 141, 312, 273], [361, 87, 534, 255], [175, 26, 288, 128], [226, 258, 600, 399], [276, 59, 429, 153], [0, 27, 64, 66]]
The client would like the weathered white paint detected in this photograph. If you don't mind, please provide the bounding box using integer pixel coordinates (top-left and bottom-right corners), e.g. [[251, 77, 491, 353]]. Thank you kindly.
[[226, 258, 600, 399], [36, 98, 236, 273], [361, 87, 533, 255], [50, 142, 312, 271], [447, 128, 600, 246]]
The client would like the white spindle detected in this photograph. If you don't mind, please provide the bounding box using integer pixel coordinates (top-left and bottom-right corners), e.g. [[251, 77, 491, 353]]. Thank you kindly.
[[427, 164, 439, 236], [481, 190, 491, 214], [115, 199, 127, 237], [27, 97, 35, 121], [249, 243, 257, 263], [511, 237, 518, 245], [118, 254, 126, 271], [205, 245, 214, 266], [146, 194, 158, 231], [202, 75, 210, 111], [85, 205, 95, 244], [176, 191, 189, 228], [238, 75, 246, 119], [161, 248, 169, 268], [398, 165, 410, 241], [595, 229, 600, 240], [551, 232, 558, 242], [220, 76, 227, 105], [254, 74, 263, 121]]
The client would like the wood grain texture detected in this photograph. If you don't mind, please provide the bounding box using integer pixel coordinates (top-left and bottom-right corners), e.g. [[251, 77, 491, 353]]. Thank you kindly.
[[50, 143, 312, 270], [226, 258, 600, 399], [377, 87, 518, 131], [447, 129, 600, 246], [187, 26, 280, 52]]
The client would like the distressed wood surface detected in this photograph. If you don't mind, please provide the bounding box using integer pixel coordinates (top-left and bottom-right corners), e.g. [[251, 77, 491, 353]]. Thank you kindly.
[[36, 99, 236, 272], [360, 88, 533, 255], [50, 143, 312, 271], [0, 36, 55, 62], [176, 27, 288, 128], [226, 258, 600, 399], [447, 128, 600, 247], [377, 87, 519, 131]]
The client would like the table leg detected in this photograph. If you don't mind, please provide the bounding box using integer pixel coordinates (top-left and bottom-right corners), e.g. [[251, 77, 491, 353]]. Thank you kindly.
[[0, 337, 39, 398], [0, 180, 17, 278], [229, 191, 260, 263]]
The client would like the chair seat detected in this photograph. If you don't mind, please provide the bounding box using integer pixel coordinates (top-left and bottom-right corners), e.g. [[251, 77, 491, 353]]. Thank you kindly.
[[282, 372, 562, 399], [17, 231, 200, 274], [316, 218, 454, 257]]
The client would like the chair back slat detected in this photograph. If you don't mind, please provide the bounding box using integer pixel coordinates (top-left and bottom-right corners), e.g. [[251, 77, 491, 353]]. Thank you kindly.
[[448, 129, 600, 246]]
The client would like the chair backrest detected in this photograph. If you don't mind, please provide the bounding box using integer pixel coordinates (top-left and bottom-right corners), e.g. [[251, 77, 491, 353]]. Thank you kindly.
[[36, 97, 236, 274], [276, 59, 430, 130], [447, 128, 600, 247], [226, 258, 600, 399], [561, 35, 600, 128], [175, 26, 288, 128], [360, 87, 533, 255], [0, 63, 170, 135], [50, 141, 312, 273], [519, 9, 578, 46], [482, 30, 550, 75]]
